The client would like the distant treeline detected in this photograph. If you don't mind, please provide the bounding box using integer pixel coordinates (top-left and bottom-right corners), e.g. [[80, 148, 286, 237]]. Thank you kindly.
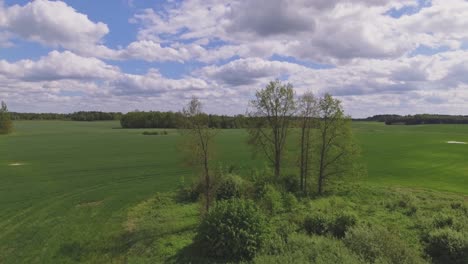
[[361, 114, 468, 125], [120, 111, 249, 129], [11, 111, 122, 121]]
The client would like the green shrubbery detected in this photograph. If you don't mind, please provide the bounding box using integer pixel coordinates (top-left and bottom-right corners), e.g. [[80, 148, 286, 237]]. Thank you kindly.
[[215, 174, 244, 201], [304, 212, 329, 235], [424, 228, 468, 264], [344, 225, 424, 264], [196, 199, 269, 261], [259, 184, 283, 214], [254, 234, 363, 264], [304, 211, 357, 238], [142, 130, 169, 136]]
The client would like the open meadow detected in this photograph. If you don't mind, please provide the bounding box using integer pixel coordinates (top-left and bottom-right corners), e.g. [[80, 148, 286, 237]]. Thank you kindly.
[[1, 121, 468, 262]]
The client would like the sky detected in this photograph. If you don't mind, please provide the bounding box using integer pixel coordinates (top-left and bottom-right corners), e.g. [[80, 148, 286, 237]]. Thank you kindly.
[[1, 0, 468, 117]]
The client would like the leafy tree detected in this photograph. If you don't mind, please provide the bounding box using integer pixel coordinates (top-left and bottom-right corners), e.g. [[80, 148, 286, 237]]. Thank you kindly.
[[316, 94, 355, 194], [179, 97, 217, 212], [196, 199, 269, 261], [297, 91, 318, 194], [0, 101, 13, 134], [247, 80, 296, 179]]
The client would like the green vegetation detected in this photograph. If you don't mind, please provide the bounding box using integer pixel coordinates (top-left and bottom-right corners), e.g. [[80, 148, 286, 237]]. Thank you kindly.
[[1, 120, 468, 263], [0, 101, 13, 134]]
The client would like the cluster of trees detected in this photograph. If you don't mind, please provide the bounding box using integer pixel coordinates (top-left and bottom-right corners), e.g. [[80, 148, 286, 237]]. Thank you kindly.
[[9, 111, 121, 121], [70, 111, 121, 121], [360, 114, 468, 125], [120, 111, 248, 129], [384, 114, 468, 125], [181, 80, 357, 212], [0, 101, 13, 134]]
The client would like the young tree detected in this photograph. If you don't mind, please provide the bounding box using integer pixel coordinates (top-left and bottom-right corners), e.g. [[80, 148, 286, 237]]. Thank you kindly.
[[316, 94, 355, 194], [247, 80, 296, 179], [298, 92, 318, 194], [0, 101, 13, 134], [180, 97, 217, 212]]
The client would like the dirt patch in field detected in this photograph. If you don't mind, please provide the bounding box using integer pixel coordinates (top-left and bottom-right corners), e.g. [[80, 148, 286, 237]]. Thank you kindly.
[[8, 162, 25, 166], [76, 200, 103, 207], [447, 141, 467, 144]]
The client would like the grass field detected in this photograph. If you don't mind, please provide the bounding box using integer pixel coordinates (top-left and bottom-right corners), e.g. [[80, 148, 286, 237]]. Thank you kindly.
[[1, 121, 468, 262]]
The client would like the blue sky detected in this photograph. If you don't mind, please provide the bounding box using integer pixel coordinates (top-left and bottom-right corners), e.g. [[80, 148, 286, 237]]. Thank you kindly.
[[1, 0, 468, 117]]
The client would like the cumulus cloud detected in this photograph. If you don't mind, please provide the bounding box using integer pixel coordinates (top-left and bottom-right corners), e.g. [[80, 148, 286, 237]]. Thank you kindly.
[[0, 0, 113, 54], [0, 51, 119, 81], [2, 0, 468, 117]]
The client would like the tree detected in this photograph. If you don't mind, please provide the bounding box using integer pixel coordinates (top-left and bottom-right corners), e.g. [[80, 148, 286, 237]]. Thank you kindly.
[[247, 80, 296, 179], [0, 101, 13, 134], [179, 97, 217, 212], [316, 94, 354, 194], [298, 92, 318, 194]]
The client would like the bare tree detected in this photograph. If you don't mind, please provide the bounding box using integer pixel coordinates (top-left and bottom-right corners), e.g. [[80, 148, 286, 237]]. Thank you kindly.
[[316, 94, 354, 194], [298, 92, 318, 194], [180, 97, 217, 212], [247, 80, 296, 179]]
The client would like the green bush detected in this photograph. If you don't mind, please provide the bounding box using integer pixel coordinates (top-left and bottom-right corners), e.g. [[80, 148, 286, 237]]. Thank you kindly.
[[142, 131, 159, 135], [260, 185, 283, 214], [304, 212, 329, 235], [176, 180, 202, 202], [196, 199, 269, 261], [215, 174, 243, 201], [344, 225, 424, 264], [329, 211, 357, 238], [282, 192, 299, 212], [279, 175, 300, 193], [254, 234, 363, 264], [424, 228, 468, 264], [432, 213, 455, 229]]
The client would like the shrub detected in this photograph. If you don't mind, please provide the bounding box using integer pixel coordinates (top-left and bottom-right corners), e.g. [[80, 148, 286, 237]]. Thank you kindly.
[[283, 193, 299, 212], [260, 185, 283, 214], [424, 228, 468, 264], [329, 211, 357, 238], [304, 212, 329, 235], [196, 199, 269, 261], [344, 225, 424, 264], [254, 234, 363, 264], [432, 213, 455, 229], [279, 175, 300, 193], [162, 130, 168, 135], [142, 131, 159, 135], [215, 174, 243, 201], [176, 180, 202, 203]]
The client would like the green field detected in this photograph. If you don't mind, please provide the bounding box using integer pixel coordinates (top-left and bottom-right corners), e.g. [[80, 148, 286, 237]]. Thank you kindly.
[[1, 121, 468, 262]]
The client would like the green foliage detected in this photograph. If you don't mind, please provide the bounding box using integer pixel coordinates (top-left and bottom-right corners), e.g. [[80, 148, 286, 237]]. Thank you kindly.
[[328, 211, 358, 238], [254, 234, 363, 264], [259, 184, 283, 214], [0, 101, 13, 134], [215, 174, 244, 201], [142, 130, 169, 135], [282, 192, 299, 212], [304, 210, 357, 238], [432, 213, 456, 229], [196, 199, 269, 261], [424, 228, 468, 264], [279, 175, 300, 193], [177, 179, 203, 203], [344, 225, 424, 264], [304, 212, 329, 235]]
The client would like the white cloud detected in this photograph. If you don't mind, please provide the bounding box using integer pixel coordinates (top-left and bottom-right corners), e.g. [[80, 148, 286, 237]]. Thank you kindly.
[[0, 51, 119, 81], [0, 0, 112, 55]]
